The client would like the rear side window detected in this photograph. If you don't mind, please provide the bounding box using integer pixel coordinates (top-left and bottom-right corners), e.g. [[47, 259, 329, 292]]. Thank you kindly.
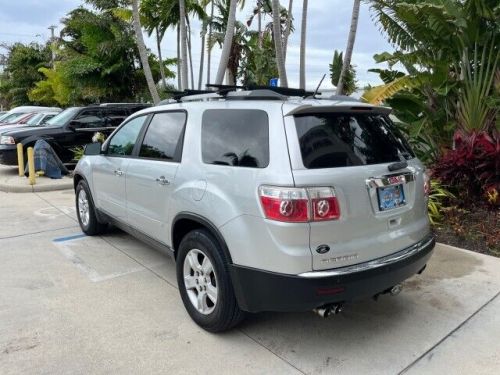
[[202, 109, 269, 168], [139, 111, 186, 162], [294, 113, 414, 169]]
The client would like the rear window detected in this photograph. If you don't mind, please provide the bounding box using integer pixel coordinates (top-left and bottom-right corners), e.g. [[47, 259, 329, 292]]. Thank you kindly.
[[202, 109, 269, 168], [294, 113, 414, 169]]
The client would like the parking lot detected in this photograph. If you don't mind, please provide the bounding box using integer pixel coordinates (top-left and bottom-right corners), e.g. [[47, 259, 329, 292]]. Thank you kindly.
[[1, 189, 499, 374]]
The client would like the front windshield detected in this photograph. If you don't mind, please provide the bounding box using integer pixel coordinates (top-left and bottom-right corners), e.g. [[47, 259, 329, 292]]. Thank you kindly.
[[26, 113, 44, 126], [0, 112, 27, 124], [45, 107, 81, 127]]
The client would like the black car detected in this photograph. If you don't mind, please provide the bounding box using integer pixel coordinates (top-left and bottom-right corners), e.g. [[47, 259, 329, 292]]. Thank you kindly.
[[0, 103, 150, 166]]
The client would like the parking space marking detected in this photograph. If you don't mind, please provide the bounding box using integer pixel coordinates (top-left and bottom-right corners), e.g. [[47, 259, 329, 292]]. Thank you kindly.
[[53, 233, 87, 242]]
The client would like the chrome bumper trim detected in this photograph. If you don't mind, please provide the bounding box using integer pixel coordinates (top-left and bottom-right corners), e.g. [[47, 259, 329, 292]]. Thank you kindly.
[[298, 235, 435, 278]]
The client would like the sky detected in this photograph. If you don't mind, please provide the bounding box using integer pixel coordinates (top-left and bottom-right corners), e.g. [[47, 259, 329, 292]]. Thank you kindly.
[[0, 0, 394, 90]]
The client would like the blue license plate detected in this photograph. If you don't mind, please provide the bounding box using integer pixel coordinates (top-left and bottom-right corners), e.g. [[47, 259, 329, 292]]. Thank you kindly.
[[377, 184, 406, 211]]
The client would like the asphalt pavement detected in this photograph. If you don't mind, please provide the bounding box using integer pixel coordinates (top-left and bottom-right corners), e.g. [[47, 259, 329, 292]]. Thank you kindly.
[[0, 189, 499, 374]]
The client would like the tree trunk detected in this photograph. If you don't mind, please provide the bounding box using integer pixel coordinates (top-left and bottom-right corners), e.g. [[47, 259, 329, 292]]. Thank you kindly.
[[198, 4, 207, 90], [272, 0, 288, 87], [299, 0, 308, 89], [131, 0, 160, 104], [177, 25, 181, 90], [283, 0, 293, 62], [336, 0, 360, 95], [179, 0, 189, 90], [206, 0, 214, 85], [186, 16, 195, 90], [257, 3, 262, 48], [156, 27, 167, 90], [215, 0, 237, 85]]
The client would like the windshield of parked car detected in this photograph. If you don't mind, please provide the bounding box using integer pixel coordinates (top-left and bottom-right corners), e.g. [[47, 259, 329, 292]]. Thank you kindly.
[[294, 113, 415, 169], [45, 107, 80, 127], [0, 112, 27, 124]]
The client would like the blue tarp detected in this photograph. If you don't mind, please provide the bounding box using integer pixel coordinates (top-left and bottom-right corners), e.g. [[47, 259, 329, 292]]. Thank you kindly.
[[24, 139, 69, 179]]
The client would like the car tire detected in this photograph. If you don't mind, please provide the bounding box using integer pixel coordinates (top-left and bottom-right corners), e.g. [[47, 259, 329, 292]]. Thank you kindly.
[[76, 180, 106, 235], [176, 229, 244, 332]]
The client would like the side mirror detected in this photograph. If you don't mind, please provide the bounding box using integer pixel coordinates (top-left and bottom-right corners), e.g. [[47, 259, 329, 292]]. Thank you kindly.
[[68, 120, 80, 131], [83, 142, 102, 156]]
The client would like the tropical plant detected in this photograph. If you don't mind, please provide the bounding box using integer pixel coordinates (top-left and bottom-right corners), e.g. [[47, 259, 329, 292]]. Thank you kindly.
[[427, 180, 455, 225], [239, 31, 278, 85], [336, 0, 360, 95], [330, 50, 357, 96], [363, 0, 499, 158], [432, 130, 499, 203], [0, 43, 51, 107]]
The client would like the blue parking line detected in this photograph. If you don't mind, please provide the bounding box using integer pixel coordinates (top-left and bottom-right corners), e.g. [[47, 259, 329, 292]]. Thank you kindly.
[[53, 233, 87, 243]]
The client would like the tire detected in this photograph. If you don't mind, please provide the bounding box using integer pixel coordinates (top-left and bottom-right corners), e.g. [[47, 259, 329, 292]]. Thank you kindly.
[[75, 180, 107, 235], [176, 229, 244, 332]]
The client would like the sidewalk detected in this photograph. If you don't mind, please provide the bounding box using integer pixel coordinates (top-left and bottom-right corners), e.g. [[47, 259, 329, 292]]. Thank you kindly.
[[0, 165, 73, 193]]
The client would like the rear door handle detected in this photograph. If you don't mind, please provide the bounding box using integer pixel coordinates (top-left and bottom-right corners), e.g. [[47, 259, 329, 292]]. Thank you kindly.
[[156, 176, 170, 186], [114, 169, 124, 176]]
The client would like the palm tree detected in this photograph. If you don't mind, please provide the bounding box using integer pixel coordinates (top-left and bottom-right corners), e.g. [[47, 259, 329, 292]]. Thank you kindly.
[[336, 0, 360, 95], [272, 0, 288, 87], [299, 0, 308, 89], [206, 0, 215, 84], [215, 0, 238, 85], [283, 0, 293, 61], [179, 0, 189, 90], [131, 0, 160, 104]]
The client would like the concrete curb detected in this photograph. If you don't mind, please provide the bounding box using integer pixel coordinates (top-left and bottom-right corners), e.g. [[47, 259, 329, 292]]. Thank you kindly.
[[0, 176, 73, 193]]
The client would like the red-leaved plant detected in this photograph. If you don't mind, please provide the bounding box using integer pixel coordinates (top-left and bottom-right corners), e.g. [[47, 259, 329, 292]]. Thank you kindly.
[[432, 130, 499, 206]]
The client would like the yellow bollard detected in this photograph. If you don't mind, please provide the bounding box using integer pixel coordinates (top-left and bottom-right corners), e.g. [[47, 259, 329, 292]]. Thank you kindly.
[[17, 143, 24, 177], [27, 147, 36, 185]]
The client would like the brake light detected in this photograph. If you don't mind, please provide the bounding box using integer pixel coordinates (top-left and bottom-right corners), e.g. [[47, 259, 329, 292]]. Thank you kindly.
[[259, 186, 340, 223]]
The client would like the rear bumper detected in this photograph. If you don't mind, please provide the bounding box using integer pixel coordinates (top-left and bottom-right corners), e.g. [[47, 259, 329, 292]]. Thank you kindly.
[[0, 146, 18, 166], [230, 234, 435, 313]]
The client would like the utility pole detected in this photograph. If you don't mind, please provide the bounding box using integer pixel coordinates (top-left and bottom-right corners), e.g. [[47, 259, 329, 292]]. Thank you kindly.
[[48, 25, 57, 67]]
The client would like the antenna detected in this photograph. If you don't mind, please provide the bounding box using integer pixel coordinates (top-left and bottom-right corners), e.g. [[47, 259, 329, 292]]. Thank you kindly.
[[313, 74, 327, 98]]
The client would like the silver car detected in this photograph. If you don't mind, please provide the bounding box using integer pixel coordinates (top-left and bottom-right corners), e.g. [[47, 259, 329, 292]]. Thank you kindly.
[[74, 88, 435, 332]]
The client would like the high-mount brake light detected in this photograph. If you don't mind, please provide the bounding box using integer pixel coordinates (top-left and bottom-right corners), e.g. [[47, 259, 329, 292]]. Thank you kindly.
[[259, 186, 340, 223]]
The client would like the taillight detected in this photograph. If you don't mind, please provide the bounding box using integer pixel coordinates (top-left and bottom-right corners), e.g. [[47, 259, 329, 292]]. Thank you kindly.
[[259, 186, 309, 222], [423, 171, 430, 199], [308, 187, 341, 221], [259, 186, 340, 223]]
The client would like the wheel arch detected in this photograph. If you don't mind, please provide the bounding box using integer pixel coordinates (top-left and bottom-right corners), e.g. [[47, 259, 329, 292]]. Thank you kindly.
[[171, 213, 233, 264]]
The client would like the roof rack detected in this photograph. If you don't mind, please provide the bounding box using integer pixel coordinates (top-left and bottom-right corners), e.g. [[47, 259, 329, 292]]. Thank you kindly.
[[88, 103, 151, 107], [206, 84, 314, 98]]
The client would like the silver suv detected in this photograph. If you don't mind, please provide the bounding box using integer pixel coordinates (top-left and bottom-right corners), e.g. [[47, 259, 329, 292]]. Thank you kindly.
[[74, 88, 435, 332]]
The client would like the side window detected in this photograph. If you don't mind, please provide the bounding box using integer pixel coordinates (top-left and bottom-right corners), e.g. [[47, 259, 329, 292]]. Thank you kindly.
[[139, 112, 186, 161], [202, 109, 269, 168], [74, 109, 105, 128], [107, 116, 146, 156], [103, 108, 128, 127]]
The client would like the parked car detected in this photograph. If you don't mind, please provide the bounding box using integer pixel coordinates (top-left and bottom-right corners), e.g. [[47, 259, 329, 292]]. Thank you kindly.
[[0, 103, 150, 166], [0, 106, 61, 124], [73, 88, 435, 332], [20, 111, 60, 126]]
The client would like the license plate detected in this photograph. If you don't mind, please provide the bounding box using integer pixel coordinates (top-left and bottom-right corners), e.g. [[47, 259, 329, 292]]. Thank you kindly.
[[377, 184, 406, 211]]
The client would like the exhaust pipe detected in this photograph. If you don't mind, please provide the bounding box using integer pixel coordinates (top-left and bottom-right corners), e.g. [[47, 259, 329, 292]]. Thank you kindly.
[[313, 303, 344, 318], [390, 284, 403, 296]]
